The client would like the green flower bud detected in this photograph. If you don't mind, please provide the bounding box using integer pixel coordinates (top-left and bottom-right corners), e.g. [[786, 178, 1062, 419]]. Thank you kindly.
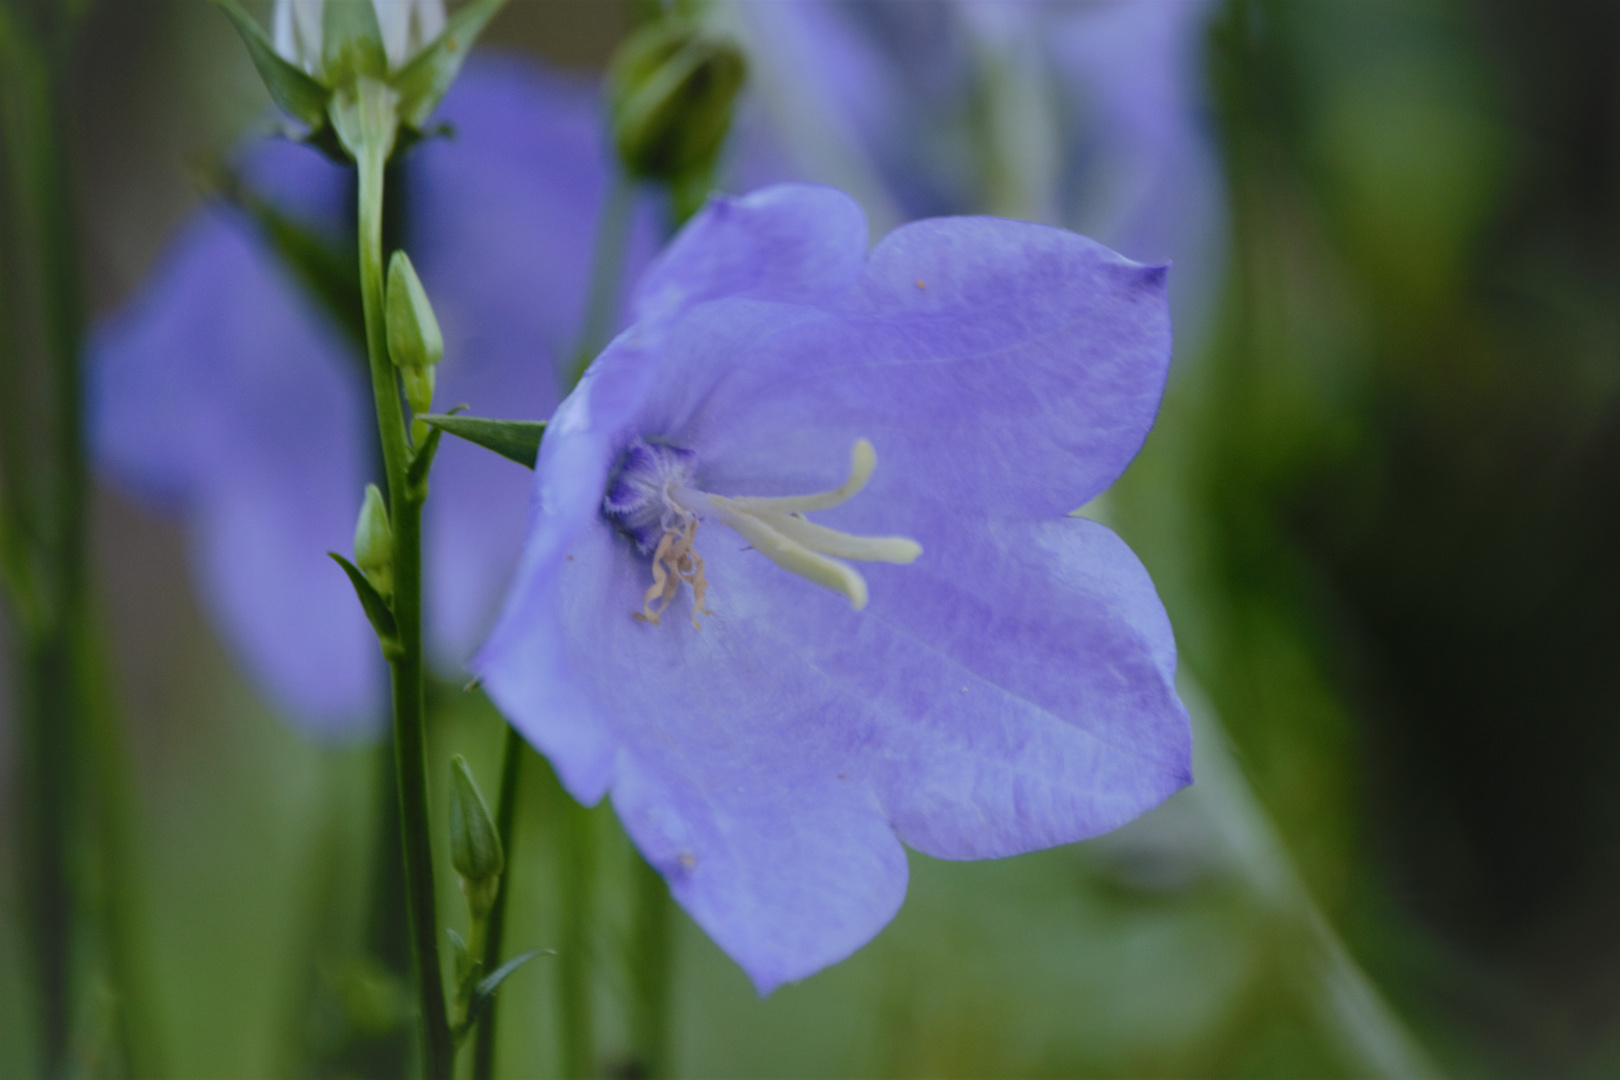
[[386, 250, 444, 371], [353, 483, 394, 602], [609, 22, 747, 186], [449, 755, 504, 919]]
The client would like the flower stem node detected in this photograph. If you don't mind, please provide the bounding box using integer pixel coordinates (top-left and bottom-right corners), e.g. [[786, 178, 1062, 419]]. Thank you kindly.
[[604, 437, 921, 625], [448, 755, 504, 920], [353, 483, 395, 602]]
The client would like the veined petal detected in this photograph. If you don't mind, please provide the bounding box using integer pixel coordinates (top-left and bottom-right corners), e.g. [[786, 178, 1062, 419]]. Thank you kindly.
[[859, 510, 1190, 859], [631, 183, 868, 327], [477, 497, 1185, 987], [625, 190, 1171, 518]]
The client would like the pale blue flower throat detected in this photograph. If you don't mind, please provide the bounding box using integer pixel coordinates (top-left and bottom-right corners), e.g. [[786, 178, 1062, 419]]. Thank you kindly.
[[603, 438, 923, 626]]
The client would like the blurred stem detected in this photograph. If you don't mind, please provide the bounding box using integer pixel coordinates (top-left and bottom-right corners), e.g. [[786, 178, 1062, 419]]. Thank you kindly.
[[556, 786, 596, 1079], [349, 86, 453, 1080], [0, 6, 157, 1076], [471, 722, 526, 1080], [0, 15, 77, 1073], [565, 170, 637, 389], [1184, 701, 1441, 1079], [627, 855, 673, 1080]]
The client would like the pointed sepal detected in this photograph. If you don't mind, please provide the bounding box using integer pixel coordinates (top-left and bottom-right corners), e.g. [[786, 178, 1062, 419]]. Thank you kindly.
[[392, 0, 511, 130], [416, 415, 544, 470], [329, 551, 401, 655], [465, 949, 549, 1028], [322, 0, 389, 84], [209, 0, 331, 130]]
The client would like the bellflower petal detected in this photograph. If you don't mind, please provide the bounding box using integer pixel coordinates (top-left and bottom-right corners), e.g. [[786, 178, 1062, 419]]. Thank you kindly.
[[727, 0, 1225, 327], [477, 184, 1189, 990], [90, 57, 650, 735], [90, 208, 376, 730]]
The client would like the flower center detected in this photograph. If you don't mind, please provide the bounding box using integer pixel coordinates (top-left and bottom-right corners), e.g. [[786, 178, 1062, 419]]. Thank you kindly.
[[602, 438, 922, 627]]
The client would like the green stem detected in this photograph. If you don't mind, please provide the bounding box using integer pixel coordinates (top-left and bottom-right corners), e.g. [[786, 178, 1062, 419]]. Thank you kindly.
[[556, 785, 596, 1079], [565, 170, 637, 389], [471, 723, 526, 1080], [628, 855, 674, 1079], [0, 9, 159, 1073], [351, 89, 453, 1080], [0, 23, 74, 1075]]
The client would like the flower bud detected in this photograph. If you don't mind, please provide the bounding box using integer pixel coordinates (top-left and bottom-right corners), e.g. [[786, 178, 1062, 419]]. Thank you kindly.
[[353, 483, 394, 602], [273, 0, 446, 75], [608, 22, 747, 186], [386, 250, 444, 372], [449, 755, 504, 919]]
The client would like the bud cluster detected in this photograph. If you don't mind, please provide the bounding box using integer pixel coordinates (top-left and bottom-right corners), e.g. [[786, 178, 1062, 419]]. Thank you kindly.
[[609, 20, 747, 216]]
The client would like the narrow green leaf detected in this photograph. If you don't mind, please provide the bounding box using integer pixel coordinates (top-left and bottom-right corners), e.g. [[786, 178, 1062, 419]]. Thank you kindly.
[[392, 0, 511, 130], [322, 0, 389, 83], [417, 415, 544, 470], [406, 404, 465, 494], [329, 551, 400, 648], [466, 949, 550, 1024], [208, 0, 330, 129]]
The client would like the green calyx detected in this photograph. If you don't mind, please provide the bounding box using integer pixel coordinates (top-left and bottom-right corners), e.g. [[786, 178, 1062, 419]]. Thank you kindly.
[[321, 0, 390, 86], [210, 0, 511, 162], [449, 756, 504, 918], [609, 20, 747, 187]]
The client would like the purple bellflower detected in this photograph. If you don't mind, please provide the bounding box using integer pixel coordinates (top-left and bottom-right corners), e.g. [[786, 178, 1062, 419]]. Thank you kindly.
[[475, 184, 1191, 992], [728, 0, 1224, 331], [90, 56, 655, 736]]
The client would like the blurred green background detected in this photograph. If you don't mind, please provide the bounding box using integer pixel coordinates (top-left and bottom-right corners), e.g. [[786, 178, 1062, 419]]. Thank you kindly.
[[4, 0, 1620, 1076]]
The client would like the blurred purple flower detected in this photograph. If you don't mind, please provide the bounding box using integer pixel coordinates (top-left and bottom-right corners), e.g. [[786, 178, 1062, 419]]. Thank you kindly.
[[728, 0, 1224, 331], [475, 184, 1191, 991], [90, 56, 656, 737]]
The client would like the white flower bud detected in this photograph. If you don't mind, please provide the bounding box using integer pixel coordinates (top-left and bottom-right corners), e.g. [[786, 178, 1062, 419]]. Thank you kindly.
[[272, 0, 447, 74]]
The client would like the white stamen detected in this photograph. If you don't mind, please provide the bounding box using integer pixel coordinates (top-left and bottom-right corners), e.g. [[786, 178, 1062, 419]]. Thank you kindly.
[[683, 439, 919, 613], [722, 439, 878, 514], [617, 437, 920, 623], [702, 497, 873, 611]]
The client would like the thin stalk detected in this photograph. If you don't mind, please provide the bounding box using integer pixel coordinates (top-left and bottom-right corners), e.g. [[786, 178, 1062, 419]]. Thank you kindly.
[[0, 9, 154, 1073], [565, 171, 637, 389], [353, 102, 453, 1080], [556, 789, 596, 1080], [471, 723, 526, 1080], [627, 855, 673, 1079], [0, 22, 74, 1073]]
